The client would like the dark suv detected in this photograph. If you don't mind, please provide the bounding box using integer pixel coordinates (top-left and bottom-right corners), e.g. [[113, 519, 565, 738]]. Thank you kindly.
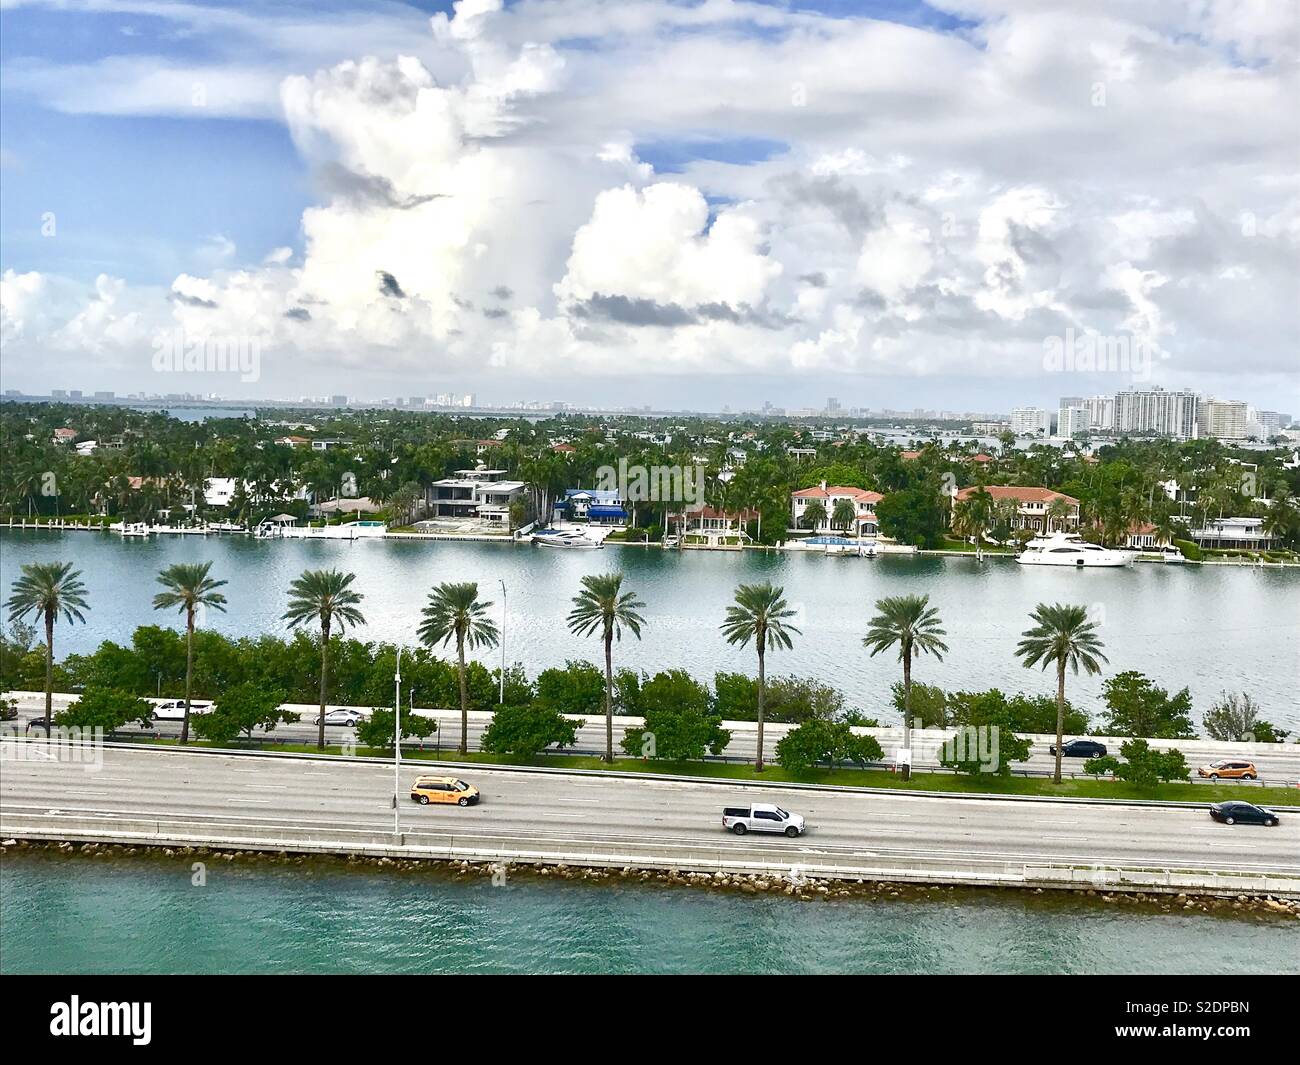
[[1049, 739, 1107, 758]]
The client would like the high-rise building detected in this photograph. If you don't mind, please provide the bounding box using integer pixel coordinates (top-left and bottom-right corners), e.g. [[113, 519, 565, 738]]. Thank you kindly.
[[1057, 402, 1090, 439], [1249, 409, 1282, 438], [1010, 407, 1051, 436], [1197, 398, 1248, 441], [826, 397, 841, 415], [329, 394, 348, 407], [1113, 387, 1198, 440], [1084, 394, 1116, 431]]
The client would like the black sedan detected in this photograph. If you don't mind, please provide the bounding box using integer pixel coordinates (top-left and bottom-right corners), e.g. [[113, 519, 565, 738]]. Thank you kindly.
[[1210, 801, 1280, 827], [1048, 739, 1107, 758]]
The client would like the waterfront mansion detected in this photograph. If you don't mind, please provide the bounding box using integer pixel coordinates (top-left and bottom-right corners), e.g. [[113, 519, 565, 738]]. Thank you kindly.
[[952, 485, 1081, 533], [790, 482, 885, 536]]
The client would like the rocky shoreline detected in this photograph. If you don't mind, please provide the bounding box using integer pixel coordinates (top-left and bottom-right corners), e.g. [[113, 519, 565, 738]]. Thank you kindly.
[[4, 837, 1298, 921]]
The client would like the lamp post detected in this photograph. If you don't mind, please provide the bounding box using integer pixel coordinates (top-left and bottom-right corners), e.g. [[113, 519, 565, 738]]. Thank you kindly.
[[498, 579, 507, 704], [393, 646, 402, 837]]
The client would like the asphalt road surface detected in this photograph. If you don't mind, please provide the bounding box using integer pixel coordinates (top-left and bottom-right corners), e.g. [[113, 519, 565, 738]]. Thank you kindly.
[[2, 744, 1297, 881]]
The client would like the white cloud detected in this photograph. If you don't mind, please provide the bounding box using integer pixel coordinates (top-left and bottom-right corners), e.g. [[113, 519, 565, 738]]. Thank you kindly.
[[1, 0, 1296, 398]]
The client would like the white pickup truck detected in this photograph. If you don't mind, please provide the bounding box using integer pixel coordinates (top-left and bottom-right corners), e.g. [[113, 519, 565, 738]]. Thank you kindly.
[[148, 699, 213, 722], [722, 803, 806, 837]]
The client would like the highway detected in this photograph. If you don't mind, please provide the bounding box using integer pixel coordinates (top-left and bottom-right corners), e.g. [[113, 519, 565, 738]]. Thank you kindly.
[[2, 742, 1298, 894], [8, 690, 1299, 785]]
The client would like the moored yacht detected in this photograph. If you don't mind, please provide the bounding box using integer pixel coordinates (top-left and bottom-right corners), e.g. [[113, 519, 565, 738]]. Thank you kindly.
[[531, 528, 602, 549], [1016, 532, 1134, 568]]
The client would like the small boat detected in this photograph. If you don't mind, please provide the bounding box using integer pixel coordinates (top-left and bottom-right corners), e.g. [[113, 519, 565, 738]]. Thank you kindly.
[[116, 522, 152, 538], [531, 529, 602, 549], [1017, 532, 1133, 568], [1134, 544, 1186, 563]]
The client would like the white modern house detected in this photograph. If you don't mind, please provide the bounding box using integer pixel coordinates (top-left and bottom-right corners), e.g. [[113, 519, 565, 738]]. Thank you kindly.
[[1189, 516, 1276, 550], [427, 468, 528, 525]]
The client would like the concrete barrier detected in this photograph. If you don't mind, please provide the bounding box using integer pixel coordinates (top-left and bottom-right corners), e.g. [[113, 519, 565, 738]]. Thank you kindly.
[[7, 690, 1296, 763], [4, 812, 1297, 900]]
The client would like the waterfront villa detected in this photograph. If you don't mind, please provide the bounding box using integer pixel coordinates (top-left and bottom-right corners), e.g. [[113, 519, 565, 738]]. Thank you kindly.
[[667, 506, 759, 546], [953, 486, 1081, 533], [790, 483, 884, 536], [555, 488, 628, 525], [427, 468, 528, 525], [1189, 516, 1276, 550]]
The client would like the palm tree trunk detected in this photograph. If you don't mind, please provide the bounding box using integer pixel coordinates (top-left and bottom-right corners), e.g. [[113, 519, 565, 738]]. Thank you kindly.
[[457, 637, 469, 755], [755, 643, 766, 772], [180, 608, 194, 744], [317, 617, 330, 751], [604, 630, 614, 763], [901, 647, 912, 781], [43, 610, 54, 729], [1053, 659, 1066, 784]]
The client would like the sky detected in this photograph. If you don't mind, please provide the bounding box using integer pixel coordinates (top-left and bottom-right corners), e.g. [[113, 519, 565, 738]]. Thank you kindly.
[[0, 0, 1297, 413]]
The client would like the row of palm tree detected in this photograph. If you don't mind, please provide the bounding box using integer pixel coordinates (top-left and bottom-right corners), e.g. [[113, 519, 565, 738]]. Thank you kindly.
[[6, 561, 1107, 782]]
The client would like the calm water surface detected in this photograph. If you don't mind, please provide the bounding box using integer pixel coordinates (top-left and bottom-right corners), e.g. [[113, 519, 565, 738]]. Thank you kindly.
[[2, 530, 1297, 727], [3, 852, 1296, 975]]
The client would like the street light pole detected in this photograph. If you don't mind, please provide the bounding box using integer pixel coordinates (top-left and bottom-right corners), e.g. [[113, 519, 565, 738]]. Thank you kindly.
[[498, 579, 507, 704], [393, 646, 402, 837]]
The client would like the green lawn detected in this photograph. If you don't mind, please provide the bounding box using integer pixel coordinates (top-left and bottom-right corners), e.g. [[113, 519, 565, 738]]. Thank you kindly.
[[936, 538, 1015, 554], [119, 737, 1300, 806]]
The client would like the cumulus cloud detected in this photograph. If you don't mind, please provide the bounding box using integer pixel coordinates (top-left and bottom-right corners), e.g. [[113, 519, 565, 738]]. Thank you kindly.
[[1, 0, 1296, 399]]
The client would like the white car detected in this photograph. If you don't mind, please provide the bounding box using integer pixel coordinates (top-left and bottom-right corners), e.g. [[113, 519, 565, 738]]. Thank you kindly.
[[722, 803, 807, 838], [314, 708, 363, 726], [149, 699, 212, 722]]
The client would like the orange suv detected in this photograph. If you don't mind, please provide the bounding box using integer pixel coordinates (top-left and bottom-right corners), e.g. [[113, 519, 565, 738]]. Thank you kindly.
[[1197, 760, 1258, 781], [410, 776, 480, 806]]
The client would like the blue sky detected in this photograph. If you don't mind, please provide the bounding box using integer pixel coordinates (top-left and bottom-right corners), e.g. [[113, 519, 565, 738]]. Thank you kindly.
[[0, 0, 1295, 413]]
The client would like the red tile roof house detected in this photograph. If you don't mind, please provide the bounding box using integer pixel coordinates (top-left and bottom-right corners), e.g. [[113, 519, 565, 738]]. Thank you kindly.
[[667, 506, 760, 546], [790, 483, 885, 536], [552, 443, 577, 454], [52, 428, 78, 443], [953, 486, 1080, 533]]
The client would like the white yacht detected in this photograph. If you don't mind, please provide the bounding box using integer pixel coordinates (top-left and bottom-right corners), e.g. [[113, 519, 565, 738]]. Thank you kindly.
[[531, 528, 602, 549], [1016, 532, 1134, 568]]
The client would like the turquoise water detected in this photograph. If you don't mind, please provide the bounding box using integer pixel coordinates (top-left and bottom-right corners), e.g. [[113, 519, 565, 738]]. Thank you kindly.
[[3, 852, 1297, 974], [2, 530, 1297, 726]]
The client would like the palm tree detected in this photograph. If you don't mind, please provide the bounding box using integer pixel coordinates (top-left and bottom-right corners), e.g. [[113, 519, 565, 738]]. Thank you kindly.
[[1015, 602, 1108, 783], [418, 582, 499, 754], [6, 562, 90, 728], [1046, 496, 1074, 533], [283, 569, 366, 750], [862, 594, 948, 776], [567, 572, 645, 761], [152, 561, 227, 743], [720, 582, 800, 771], [800, 500, 827, 531], [831, 498, 857, 533], [952, 486, 993, 544]]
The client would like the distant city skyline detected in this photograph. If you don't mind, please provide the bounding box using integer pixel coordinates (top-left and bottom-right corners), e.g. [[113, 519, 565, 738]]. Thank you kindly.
[[6, 379, 1291, 432]]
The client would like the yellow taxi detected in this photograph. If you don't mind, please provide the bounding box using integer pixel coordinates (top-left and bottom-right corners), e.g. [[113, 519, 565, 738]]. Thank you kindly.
[[410, 775, 480, 807]]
